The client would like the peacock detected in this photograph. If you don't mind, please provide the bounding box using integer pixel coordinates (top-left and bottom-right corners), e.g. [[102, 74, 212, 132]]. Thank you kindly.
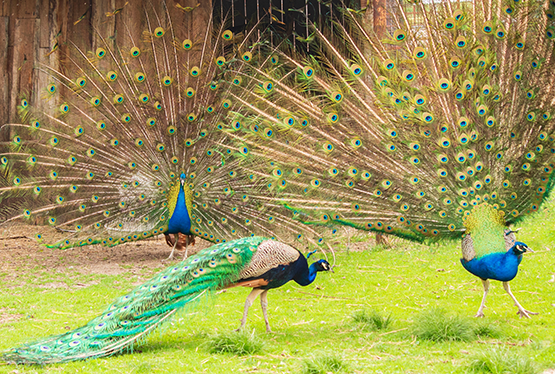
[[3, 236, 332, 364], [0, 2, 332, 258], [462, 228, 536, 317], [218, 0, 555, 317]]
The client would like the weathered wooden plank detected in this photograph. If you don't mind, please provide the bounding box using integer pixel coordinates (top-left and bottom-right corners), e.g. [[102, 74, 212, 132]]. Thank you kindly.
[[0, 17, 9, 126], [7, 0, 39, 48], [40, 0, 58, 48], [36, 0, 63, 116], [0, 0, 11, 17], [54, 0, 68, 82], [10, 18, 37, 123], [113, 0, 142, 50], [67, 0, 92, 54], [373, 0, 387, 37], [92, 0, 115, 50], [0, 0, 37, 18]]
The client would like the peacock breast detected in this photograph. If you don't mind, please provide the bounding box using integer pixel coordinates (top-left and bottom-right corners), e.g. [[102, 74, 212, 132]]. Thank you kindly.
[[461, 252, 520, 282], [167, 187, 192, 234]]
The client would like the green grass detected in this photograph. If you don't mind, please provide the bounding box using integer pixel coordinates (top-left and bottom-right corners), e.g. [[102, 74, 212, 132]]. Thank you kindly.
[[302, 352, 349, 374], [472, 319, 504, 339], [351, 309, 393, 331], [1, 202, 555, 373], [412, 308, 475, 342], [206, 330, 264, 355], [469, 348, 538, 374]]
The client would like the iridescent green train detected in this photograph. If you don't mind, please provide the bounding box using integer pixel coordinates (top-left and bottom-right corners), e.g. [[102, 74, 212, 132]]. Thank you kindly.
[[3, 236, 332, 364]]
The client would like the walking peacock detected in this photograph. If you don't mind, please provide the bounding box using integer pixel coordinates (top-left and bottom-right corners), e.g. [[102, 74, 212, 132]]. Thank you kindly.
[[0, 2, 332, 257], [219, 0, 555, 317], [3, 236, 332, 364]]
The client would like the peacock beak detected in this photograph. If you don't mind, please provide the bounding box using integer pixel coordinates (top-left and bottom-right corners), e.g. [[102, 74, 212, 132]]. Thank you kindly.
[[329, 266, 335, 273], [525, 247, 534, 253]]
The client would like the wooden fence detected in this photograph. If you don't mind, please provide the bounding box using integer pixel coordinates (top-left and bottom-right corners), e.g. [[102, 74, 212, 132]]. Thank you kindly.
[[1, 0, 380, 127], [0, 0, 212, 125]]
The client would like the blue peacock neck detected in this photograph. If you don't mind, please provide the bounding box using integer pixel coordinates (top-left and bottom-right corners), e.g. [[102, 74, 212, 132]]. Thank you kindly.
[[167, 174, 193, 234], [294, 262, 320, 286]]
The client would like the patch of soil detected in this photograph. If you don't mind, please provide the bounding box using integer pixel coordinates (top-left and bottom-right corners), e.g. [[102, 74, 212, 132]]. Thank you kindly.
[[0, 308, 23, 326], [0, 224, 212, 276]]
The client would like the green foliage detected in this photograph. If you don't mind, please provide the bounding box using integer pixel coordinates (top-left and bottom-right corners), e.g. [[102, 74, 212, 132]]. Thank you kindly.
[[302, 352, 348, 374], [412, 308, 475, 342], [469, 348, 538, 374], [207, 330, 263, 355], [351, 309, 393, 331]]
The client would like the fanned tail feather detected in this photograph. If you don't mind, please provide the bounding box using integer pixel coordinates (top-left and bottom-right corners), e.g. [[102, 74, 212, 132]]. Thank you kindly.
[[0, 3, 335, 249], [219, 0, 555, 252]]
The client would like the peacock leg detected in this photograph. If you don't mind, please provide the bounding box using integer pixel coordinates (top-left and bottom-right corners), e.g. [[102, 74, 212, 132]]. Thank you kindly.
[[182, 237, 188, 260], [165, 234, 179, 261], [502, 282, 538, 318], [260, 290, 272, 332], [475, 279, 490, 317], [237, 288, 265, 331]]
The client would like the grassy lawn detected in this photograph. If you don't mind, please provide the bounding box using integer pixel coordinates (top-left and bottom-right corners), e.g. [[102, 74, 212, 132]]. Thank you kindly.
[[0, 203, 554, 373]]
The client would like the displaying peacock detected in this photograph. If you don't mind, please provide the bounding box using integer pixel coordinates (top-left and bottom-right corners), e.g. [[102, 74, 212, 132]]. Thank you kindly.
[[3, 236, 332, 364], [0, 2, 332, 256], [219, 0, 555, 317]]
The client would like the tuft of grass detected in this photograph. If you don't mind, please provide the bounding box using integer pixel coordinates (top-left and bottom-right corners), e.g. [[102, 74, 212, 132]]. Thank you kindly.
[[472, 320, 504, 339], [469, 348, 538, 374], [302, 352, 348, 374], [351, 310, 393, 331], [206, 330, 263, 355], [412, 308, 474, 342]]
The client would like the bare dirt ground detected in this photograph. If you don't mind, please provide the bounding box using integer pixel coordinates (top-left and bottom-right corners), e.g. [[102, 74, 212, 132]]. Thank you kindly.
[[0, 224, 213, 276], [0, 224, 381, 277]]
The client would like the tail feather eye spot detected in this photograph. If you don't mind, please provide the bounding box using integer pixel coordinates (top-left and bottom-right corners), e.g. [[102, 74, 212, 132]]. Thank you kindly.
[[242, 51, 252, 62], [351, 64, 363, 75], [182, 39, 193, 50], [215, 57, 226, 66], [303, 66, 314, 78], [106, 71, 117, 81], [154, 27, 165, 37], [393, 29, 407, 41], [130, 47, 141, 57], [162, 76, 172, 86], [384, 59, 395, 70], [95, 48, 106, 58]]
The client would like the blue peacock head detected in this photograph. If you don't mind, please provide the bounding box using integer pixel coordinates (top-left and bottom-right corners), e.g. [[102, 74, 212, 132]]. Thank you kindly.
[[313, 259, 333, 273], [511, 242, 533, 255]]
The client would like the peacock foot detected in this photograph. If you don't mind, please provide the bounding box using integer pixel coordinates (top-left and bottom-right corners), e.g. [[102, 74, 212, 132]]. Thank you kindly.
[[162, 255, 175, 263], [474, 311, 485, 318], [517, 309, 538, 318]]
